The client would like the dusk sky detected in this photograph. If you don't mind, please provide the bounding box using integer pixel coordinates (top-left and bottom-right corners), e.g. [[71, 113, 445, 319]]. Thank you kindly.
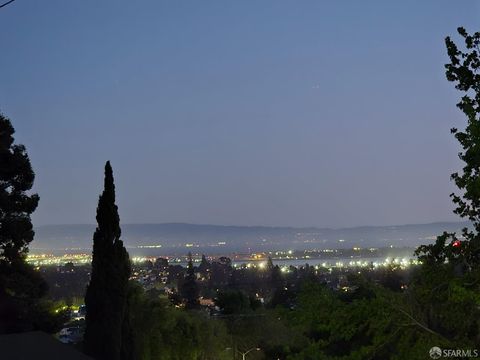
[[1, 1, 479, 228]]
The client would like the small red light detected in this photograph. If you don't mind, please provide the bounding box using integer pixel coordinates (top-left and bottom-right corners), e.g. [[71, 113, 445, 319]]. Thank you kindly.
[[452, 240, 461, 248]]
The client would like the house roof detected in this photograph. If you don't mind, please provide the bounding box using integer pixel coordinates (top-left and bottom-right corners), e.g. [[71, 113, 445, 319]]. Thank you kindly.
[[0, 331, 92, 360]]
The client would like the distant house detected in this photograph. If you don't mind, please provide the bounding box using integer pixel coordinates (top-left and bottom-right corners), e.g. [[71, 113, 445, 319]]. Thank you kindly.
[[199, 297, 215, 307], [0, 331, 92, 360], [72, 304, 86, 321]]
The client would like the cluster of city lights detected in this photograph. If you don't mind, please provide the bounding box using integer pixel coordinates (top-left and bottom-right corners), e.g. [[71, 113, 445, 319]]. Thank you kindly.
[[27, 252, 419, 270], [26, 253, 91, 266], [232, 257, 418, 272]]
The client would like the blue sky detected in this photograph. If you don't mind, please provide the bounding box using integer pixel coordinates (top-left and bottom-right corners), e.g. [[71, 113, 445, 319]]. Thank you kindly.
[[1, 0, 479, 227]]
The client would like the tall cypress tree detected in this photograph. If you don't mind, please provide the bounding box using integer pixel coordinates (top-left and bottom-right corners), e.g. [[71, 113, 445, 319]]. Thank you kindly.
[[84, 162, 131, 360]]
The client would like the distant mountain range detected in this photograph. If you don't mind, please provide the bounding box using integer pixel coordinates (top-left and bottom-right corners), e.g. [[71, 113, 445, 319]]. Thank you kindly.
[[31, 221, 471, 255]]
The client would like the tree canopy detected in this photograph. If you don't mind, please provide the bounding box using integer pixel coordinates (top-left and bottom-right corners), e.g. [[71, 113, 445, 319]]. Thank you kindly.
[[0, 113, 39, 263], [0, 113, 65, 334]]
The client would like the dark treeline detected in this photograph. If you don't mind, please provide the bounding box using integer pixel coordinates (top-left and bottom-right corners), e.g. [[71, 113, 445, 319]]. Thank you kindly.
[[1, 27, 480, 359]]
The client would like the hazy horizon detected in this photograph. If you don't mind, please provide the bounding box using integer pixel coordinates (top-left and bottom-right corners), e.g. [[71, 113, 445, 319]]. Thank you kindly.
[[2, 1, 479, 228], [34, 219, 468, 230], [31, 221, 471, 254]]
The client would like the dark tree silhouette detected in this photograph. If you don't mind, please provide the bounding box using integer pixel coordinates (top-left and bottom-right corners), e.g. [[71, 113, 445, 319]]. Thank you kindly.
[[416, 28, 480, 268], [84, 162, 132, 360], [0, 114, 39, 263], [198, 254, 210, 278], [181, 252, 199, 309], [0, 113, 48, 333]]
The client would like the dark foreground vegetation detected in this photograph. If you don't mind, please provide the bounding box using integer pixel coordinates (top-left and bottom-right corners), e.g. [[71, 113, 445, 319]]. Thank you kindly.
[[1, 28, 480, 359]]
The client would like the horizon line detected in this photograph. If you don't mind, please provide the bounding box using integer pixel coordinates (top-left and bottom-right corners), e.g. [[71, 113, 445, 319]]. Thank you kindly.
[[33, 219, 469, 231]]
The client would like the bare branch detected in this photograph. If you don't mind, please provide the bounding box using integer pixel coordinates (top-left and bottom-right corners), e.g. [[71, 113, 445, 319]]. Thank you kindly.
[[0, 0, 16, 9], [397, 308, 447, 340]]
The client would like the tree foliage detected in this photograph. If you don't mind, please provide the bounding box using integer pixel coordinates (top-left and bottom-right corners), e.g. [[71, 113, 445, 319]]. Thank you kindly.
[[84, 162, 132, 360], [417, 28, 480, 267], [411, 27, 480, 348], [285, 281, 458, 360], [0, 113, 57, 333], [0, 113, 39, 263], [181, 252, 200, 310], [126, 283, 230, 360]]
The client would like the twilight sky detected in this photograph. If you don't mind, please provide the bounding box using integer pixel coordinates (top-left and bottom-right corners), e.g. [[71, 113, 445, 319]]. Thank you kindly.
[[0, 0, 479, 227]]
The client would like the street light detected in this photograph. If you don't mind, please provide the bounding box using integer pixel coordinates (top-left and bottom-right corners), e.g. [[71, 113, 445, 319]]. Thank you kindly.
[[225, 347, 261, 360], [237, 347, 261, 360]]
